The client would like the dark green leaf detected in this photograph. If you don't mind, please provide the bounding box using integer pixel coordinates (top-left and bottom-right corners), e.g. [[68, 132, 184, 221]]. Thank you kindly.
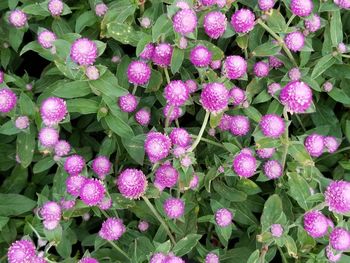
[[0, 194, 36, 216]]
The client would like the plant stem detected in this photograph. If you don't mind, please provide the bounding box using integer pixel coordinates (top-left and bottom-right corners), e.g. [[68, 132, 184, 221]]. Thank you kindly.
[[132, 84, 137, 95], [164, 68, 171, 84], [165, 105, 174, 129], [281, 108, 289, 170], [259, 245, 269, 263], [142, 196, 176, 245], [295, 114, 306, 132], [316, 146, 350, 162], [27, 222, 42, 239], [278, 247, 288, 263], [286, 14, 296, 27], [108, 240, 131, 262], [188, 111, 210, 152], [342, 54, 350, 58], [100, 209, 110, 219], [190, 134, 225, 149]]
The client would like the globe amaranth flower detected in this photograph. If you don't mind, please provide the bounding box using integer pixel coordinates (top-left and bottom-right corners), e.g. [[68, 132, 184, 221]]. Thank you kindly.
[[230, 115, 250, 136], [15, 116, 30, 130], [189, 175, 199, 189], [98, 196, 112, 210], [218, 114, 231, 131], [118, 94, 138, 113], [267, 83, 281, 96], [164, 80, 190, 106], [95, 3, 108, 17], [229, 87, 245, 106], [140, 17, 151, 28], [7, 240, 36, 263], [54, 140, 71, 157], [304, 134, 324, 157], [260, 114, 285, 138], [326, 245, 342, 262], [256, 148, 275, 159], [203, 11, 227, 39], [144, 132, 171, 163], [205, 253, 219, 263], [200, 82, 229, 114], [289, 68, 301, 81], [263, 160, 283, 179], [258, 0, 275, 11], [40, 97, 67, 126], [230, 9, 255, 34], [324, 136, 339, 153], [127, 61, 151, 85], [233, 153, 257, 178], [185, 79, 197, 93], [99, 217, 126, 241], [269, 56, 284, 69], [210, 60, 221, 70], [290, 0, 313, 17], [150, 253, 167, 263], [152, 43, 173, 67], [154, 163, 179, 191], [166, 256, 185, 263], [179, 36, 188, 49], [80, 178, 105, 206], [215, 208, 232, 227], [169, 128, 191, 147], [135, 108, 151, 126], [285, 31, 305, 52], [8, 10, 27, 28], [66, 174, 86, 197], [304, 14, 321, 33], [163, 104, 182, 123], [223, 55, 247, 80], [33, 256, 48, 263], [330, 228, 350, 251], [176, 1, 190, 9], [280, 81, 313, 113], [303, 210, 329, 238], [39, 127, 59, 148], [172, 9, 197, 35], [173, 146, 186, 158], [117, 168, 147, 199], [335, 0, 350, 9], [271, 224, 283, 237], [163, 198, 185, 219], [70, 38, 98, 66], [64, 154, 85, 176], [92, 156, 111, 179], [325, 181, 350, 214], [201, 0, 216, 6], [78, 257, 99, 263], [48, 0, 64, 16], [60, 199, 75, 210], [181, 156, 192, 168], [254, 61, 270, 78], [0, 88, 17, 113], [38, 30, 57, 49], [85, 66, 99, 80], [323, 81, 333, 92], [138, 220, 149, 232], [337, 42, 347, 54], [40, 201, 61, 222], [190, 45, 212, 68], [139, 43, 155, 60]]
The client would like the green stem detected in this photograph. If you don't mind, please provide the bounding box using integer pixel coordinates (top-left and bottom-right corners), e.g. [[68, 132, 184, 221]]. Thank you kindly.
[[281, 109, 289, 170], [108, 240, 131, 262], [286, 14, 296, 27], [259, 245, 269, 263], [132, 84, 137, 95], [342, 54, 350, 58], [165, 105, 174, 129], [142, 196, 176, 245], [188, 111, 210, 152], [164, 68, 171, 84], [190, 134, 225, 149], [278, 247, 288, 263], [295, 114, 306, 132], [175, 119, 180, 128], [100, 209, 110, 219], [316, 146, 350, 162], [27, 222, 42, 239]]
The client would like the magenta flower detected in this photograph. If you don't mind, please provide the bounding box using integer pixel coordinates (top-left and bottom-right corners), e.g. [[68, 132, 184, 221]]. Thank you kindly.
[[172, 9, 197, 35], [271, 224, 283, 237], [280, 81, 313, 113], [98, 197, 112, 210], [145, 132, 172, 163], [323, 81, 333, 92], [253, 61, 270, 78], [258, 0, 275, 11], [140, 17, 151, 28], [230, 115, 250, 136], [70, 38, 98, 66], [40, 97, 67, 126], [66, 175, 86, 197], [210, 60, 221, 70], [99, 217, 126, 241], [48, 0, 64, 16], [326, 245, 342, 262], [303, 210, 329, 238], [215, 208, 232, 227], [150, 253, 167, 263], [338, 43, 347, 54], [233, 153, 257, 178], [269, 56, 283, 69], [260, 114, 285, 138], [139, 43, 155, 60], [64, 154, 85, 175], [290, 0, 313, 17], [95, 3, 108, 17], [324, 136, 339, 153], [335, 0, 350, 9], [15, 116, 30, 130], [54, 140, 71, 157], [256, 148, 275, 159], [229, 87, 245, 106], [173, 146, 186, 158], [288, 68, 301, 81], [33, 256, 48, 263], [223, 55, 247, 80], [325, 181, 350, 214], [268, 83, 281, 96], [38, 127, 59, 147], [7, 240, 36, 263], [163, 198, 185, 219], [80, 178, 105, 206], [92, 156, 111, 179], [189, 175, 199, 189], [205, 253, 219, 263], [230, 9, 255, 34], [218, 114, 232, 131], [60, 199, 75, 210], [163, 104, 182, 123], [169, 128, 191, 147], [190, 45, 212, 68], [152, 43, 173, 67], [127, 61, 151, 85], [304, 15, 321, 33], [38, 30, 57, 49], [201, 0, 216, 6], [154, 163, 179, 191], [185, 79, 197, 93], [200, 82, 229, 114], [203, 11, 227, 39], [166, 256, 185, 263], [138, 220, 149, 232], [304, 134, 324, 157], [179, 36, 188, 49], [0, 88, 17, 113], [0, 70, 4, 84], [263, 160, 283, 179], [135, 108, 151, 126], [176, 1, 190, 9], [117, 168, 147, 199], [330, 228, 350, 251], [8, 10, 27, 28], [85, 66, 99, 80], [78, 257, 99, 263], [164, 80, 189, 106], [40, 201, 61, 222], [285, 31, 305, 52], [118, 94, 138, 113]]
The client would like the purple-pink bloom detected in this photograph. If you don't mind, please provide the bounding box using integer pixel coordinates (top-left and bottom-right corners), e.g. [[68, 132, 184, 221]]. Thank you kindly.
[[326, 245, 342, 262], [117, 168, 147, 199], [260, 114, 285, 138], [54, 140, 71, 157], [254, 61, 270, 78], [38, 127, 59, 147], [324, 136, 339, 153], [271, 224, 283, 237], [304, 14, 321, 33], [330, 228, 350, 251], [8, 10, 27, 28], [163, 198, 185, 219], [280, 81, 313, 113], [269, 56, 284, 69], [205, 253, 219, 263], [0, 88, 17, 113], [258, 0, 275, 11], [172, 9, 197, 35], [334, 0, 350, 9], [200, 82, 229, 114], [38, 30, 57, 49], [325, 181, 350, 214], [40, 97, 67, 126], [40, 201, 61, 222], [163, 104, 182, 123], [203, 11, 227, 39], [268, 83, 281, 96], [92, 156, 111, 179], [233, 153, 257, 178], [290, 0, 313, 17], [138, 220, 149, 232], [229, 87, 245, 106], [218, 114, 232, 131], [85, 66, 99, 80], [7, 240, 36, 263], [185, 80, 197, 93], [169, 128, 191, 147], [99, 217, 126, 241], [289, 68, 301, 81], [48, 0, 64, 16], [285, 31, 305, 52], [98, 196, 112, 210], [230, 115, 250, 136], [256, 148, 275, 159], [152, 43, 173, 67], [164, 80, 190, 106], [150, 253, 167, 263], [215, 208, 232, 227], [154, 163, 179, 191], [230, 9, 255, 34], [135, 108, 151, 126], [263, 160, 283, 179], [70, 38, 98, 66], [95, 3, 108, 17], [15, 116, 30, 130], [64, 154, 85, 176], [118, 94, 138, 113], [304, 134, 324, 157], [190, 45, 212, 68], [66, 175, 86, 197], [80, 178, 105, 206], [223, 55, 247, 80], [304, 210, 329, 238], [127, 61, 151, 85], [139, 43, 155, 60]]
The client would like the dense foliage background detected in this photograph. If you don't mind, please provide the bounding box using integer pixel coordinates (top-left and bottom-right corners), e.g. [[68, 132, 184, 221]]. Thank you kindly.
[[1, 0, 350, 262]]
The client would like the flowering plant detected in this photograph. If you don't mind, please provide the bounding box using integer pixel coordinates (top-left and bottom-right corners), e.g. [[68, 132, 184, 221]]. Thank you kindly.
[[1, 0, 350, 262]]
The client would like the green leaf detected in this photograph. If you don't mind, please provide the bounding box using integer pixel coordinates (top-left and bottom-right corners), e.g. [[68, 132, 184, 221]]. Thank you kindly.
[[17, 125, 36, 168], [152, 14, 172, 42], [247, 250, 260, 263], [53, 80, 91, 98], [172, 234, 202, 257], [22, 3, 49, 16], [33, 157, 56, 174], [328, 88, 350, 104], [19, 92, 36, 117], [210, 112, 223, 129], [146, 69, 163, 93], [287, 172, 312, 211], [104, 114, 134, 138], [283, 235, 298, 258], [0, 120, 18, 135], [253, 42, 281, 57], [117, 56, 131, 89], [330, 10, 343, 47], [75, 11, 97, 33], [311, 54, 337, 79], [121, 134, 146, 165], [9, 27, 24, 52], [213, 181, 247, 202], [44, 224, 62, 243], [0, 166, 28, 194], [52, 19, 72, 37], [261, 194, 284, 231], [267, 10, 287, 33], [171, 48, 184, 74], [325, 64, 350, 79], [0, 194, 36, 216], [0, 216, 9, 231], [67, 99, 99, 114], [107, 22, 143, 46], [197, 40, 224, 60], [243, 106, 262, 123]]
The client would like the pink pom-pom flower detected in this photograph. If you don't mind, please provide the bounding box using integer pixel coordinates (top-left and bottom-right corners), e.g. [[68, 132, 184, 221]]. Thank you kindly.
[[127, 61, 151, 85], [233, 152, 257, 178], [163, 104, 182, 123], [8, 10, 27, 28], [38, 30, 57, 49], [263, 160, 283, 179], [64, 154, 85, 176], [40, 201, 61, 222], [85, 66, 99, 80], [163, 198, 185, 219], [95, 3, 108, 17], [172, 9, 197, 35], [99, 217, 126, 241], [230, 115, 250, 136], [118, 94, 138, 113], [38, 127, 59, 148], [303, 211, 329, 238], [304, 134, 324, 157], [92, 156, 111, 179], [271, 224, 283, 237], [285, 31, 305, 52], [290, 0, 313, 17], [48, 0, 64, 16], [203, 11, 227, 39], [223, 55, 247, 80], [135, 108, 151, 126], [230, 87, 245, 106], [145, 131, 172, 163], [152, 43, 173, 68], [254, 61, 270, 78], [70, 38, 98, 66], [230, 9, 255, 34], [258, 0, 275, 11], [185, 80, 197, 93], [80, 179, 105, 206], [0, 88, 17, 113], [326, 245, 342, 262], [117, 168, 147, 199], [169, 128, 191, 147], [269, 56, 284, 69], [15, 116, 30, 130], [190, 45, 212, 68], [66, 175, 86, 197], [150, 253, 167, 263], [138, 220, 149, 232], [304, 15, 321, 33], [205, 253, 219, 263], [330, 228, 350, 251], [260, 114, 285, 138], [280, 81, 313, 113], [256, 148, 275, 159], [218, 114, 231, 131], [40, 97, 67, 126], [324, 136, 339, 153], [215, 208, 232, 227], [325, 181, 350, 214], [7, 240, 36, 263], [164, 80, 190, 106], [200, 82, 229, 114], [54, 140, 71, 157], [154, 163, 179, 191], [139, 43, 155, 60]]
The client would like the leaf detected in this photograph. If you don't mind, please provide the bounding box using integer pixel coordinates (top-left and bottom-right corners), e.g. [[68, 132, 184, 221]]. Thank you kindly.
[[0, 194, 36, 216], [311, 54, 337, 79], [0, 216, 9, 231], [171, 48, 184, 74], [104, 114, 134, 139], [146, 69, 163, 92], [247, 250, 260, 263], [0, 166, 28, 194], [9, 27, 24, 52], [330, 10, 343, 47], [75, 11, 97, 33], [253, 42, 281, 57], [287, 172, 311, 211], [152, 14, 172, 42], [33, 157, 56, 174], [121, 134, 146, 165], [0, 120, 18, 135], [19, 92, 36, 117], [172, 234, 202, 257], [53, 80, 91, 98], [243, 106, 262, 123], [17, 125, 36, 168], [267, 10, 287, 33], [52, 19, 72, 37], [328, 88, 350, 104], [261, 194, 284, 231], [325, 64, 350, 79], [22, 3, 49, 16], [288, 143, 313, 165], [107, 22, 144, 46], [213, 181, 247, 202], [197, 40, 224, 60], [89, 71, 128, 99], [283, 235, 298, 258], [44, 224, 63, 243], [67, 99, 99, 114]]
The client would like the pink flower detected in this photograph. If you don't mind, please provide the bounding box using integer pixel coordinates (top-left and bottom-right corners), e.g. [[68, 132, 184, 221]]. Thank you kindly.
[[40, 97, 67, 126], [185, 80, 197, 93], [288, 67, 301, 81], [260, 114, 285, 138], [138, 220, 149, 232], [304, 15, 321, 33], [99, 218, 126, 241], [304, 134, 324, 157], [95, 3, 108, 17], [210, 60, 221, 70], [205, 253, 219, 263], [40, 201, 61, 229], [334, 0, 350, 9], [15, 116, 30, 130], [263, 160, 283, 179], [139, 43, 155, 60], [189, 175, 199, 189], [0, 88, 17, 113], [7, 240, 36, 263], [150, 253, 167, 263], [256, 148, 275, 159], [163, 198, 185, 219], [303, 210, 329, 238], [233, 153, 257, 178], [117, 168, 147, 199], [118, 94, 138, 113], [92, 156, 111, 179], [179, 36, 188, 49], [163, 104, 182, 123], [254, 61, 270, 78], [280, 81, 313, 113], [181, 156, 192, 167], [169, 128, 191, 147], [140, 17, 151, 28], [203, 11, 227, 39], [70, 38, 98, 66], [218, 114, 232, 131], [201, 0, 216, 6], [258, 0, 275, 11], [200, 82, 229, 114], [269, 56, 283, 69], [85, 66, 99, 80], [80, 179, 105, 206], [135, 108, 151, 126], [326, 245, 342, 262], [285, 31, 305, 52], [176, 1, 190, 9], [164, 80, 190, 106], [54, 140, 71, 157], [66, 175, 86, 197], [145, 132, 171, 163], [64, 155, 85, 175], [324, 136, 339, 153], [230, 9, 255, 34], [152, 43, 173, 67], [325, 181, 350, 214], [78, 257, 99, 263], [330, 228, 350, 251], [0, 70, 4, 84], [48, 0, 64, 16], [154, 163, 179, 191], [127, 61, 151, 85], [271, 224, 283, 237], [38, 30, 56, 49], [223, 55, 247, 80], [172, 9, 197, 35], [215, 208, 232, 227], [60, 199, 75, 210], [229, 87, 245, 106], [230, 115, 250, 136], [98, 197, 112, 210], [38, 127, 59, 147], [8, 10, 27, 28], [268, 83, 281, 96], [290, 0, 313, 17], [338, 43, 347, 54], [190, 45, 212, 68], [323, 81, 333, 92]]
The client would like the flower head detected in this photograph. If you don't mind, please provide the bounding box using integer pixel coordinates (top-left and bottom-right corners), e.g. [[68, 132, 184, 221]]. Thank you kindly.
[[98, 197, 112, 210], [229, 87, 245, 106], [304, 14, 321, 33], [135, 108, 151, 126], [254, 61, 270, 78], [223, 55, 247, 80], [7, 240, 36, 263], [256, 148, 275, 159], [164, 80, 190, 106], [117, 168, 147, 199], [203, 11, 227, 39], [127, 61, 151, 85], [303, 210, 329, 238], [140, 43, 155, 60], [145, 132, 172, 163], [70, 38, 98, 66], [85, 66, 99, 80], [269, 56, 283, 69], [138, 220, 149, 232], [154, 163, 179, 191], [80, 179, 105, 206], [15, 116, 30, 130], [325, 181, 350, 214], [230, 9, 255, 34], [200, 82, 229, 114], [334, 0, 350, 9], [285, 31, 305, 52], [289, 68, 301, 81], [38, 30, 56, 49], [201, 0, 216, 6], [8, 10, 27, 28], [324, 136, 339, 153], [304, 134, 324, 157], [326, 245, 342, 262], [92, 156, 111, 179], [99, 218, 126, 241], [0, 70, 4, 84], [150, 253, 167, 263], [330, 228, 350, 251], [290, 0, 313, 17], [64, 154, 85, 175], [172, 9, 197, 35], [210, 60, 221, 70], [163, 198, 185, 219], [152, 43, 173, 67], [66, 175, 87, 197], [258, 0, 275, 11], [48, 0, 64, 16], [118, 94, 138, 113], [95, 3, 108, 17], [190, 45, 212, 68], [140, 17, 151, 28], [163, 105, 182, 123], [0, 88, 17, 113], [40, 201, 61, 222], [260, 114, 285, 138], [185, 80, 197, 93], [230, 115, 250, 136], [280, 81, 313, 113], [263, 160, 283, 179], [233, 153, 257, 178], [54, 140, 71, 157], [205, 253, 219, 263], [268, 83, 281, 96], [189, 175, 199, 189], [271, 224, 283, 237], [40, 97, 67, 126], [169, 128, 191, 147], [215, 208, 232, 227], [323, 81, 333, 92], [218, 114, 232, 131], [38, 127, 59, 147]]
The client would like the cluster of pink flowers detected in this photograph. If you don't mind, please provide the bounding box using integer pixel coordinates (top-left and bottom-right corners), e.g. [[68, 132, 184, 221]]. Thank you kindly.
[[304, 134, 339, 157], [150, 252, 185, 263], [8, 240, 48, 263]]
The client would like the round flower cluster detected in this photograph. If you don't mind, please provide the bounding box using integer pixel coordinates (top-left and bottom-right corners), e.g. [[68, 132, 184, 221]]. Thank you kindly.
[[154, 163, 179, 191], [163, 198, 185, 219], [99, 217, 126, 241], [164, 80, 190, 106], [40, 97, 67, 126], [117, 168, 147, 199], [127, 61, 151, 85], [230, 9, 255, 34], [70, 38, 98, 66], [215, 208, 232, 227], [280, 81, 313, 113], [203, 11, 227, 39], [135, 108, 151, 126], [303, 211, 329, 238], [80, 179, 106, 206], [230, 115, 250, 136], [172, 9, 197, 36], [0, 88, 17, 113], [200, 82, 229, 114], [325, 180, 350, 214], [190, 45, 212, 68], [145, 131, 172, 163], [40, 201, 62, 230], [233, 152, 257, 178], [259, 114, 285, 138], [92, 156, 111, 179], [118, 94, 138, 113]]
